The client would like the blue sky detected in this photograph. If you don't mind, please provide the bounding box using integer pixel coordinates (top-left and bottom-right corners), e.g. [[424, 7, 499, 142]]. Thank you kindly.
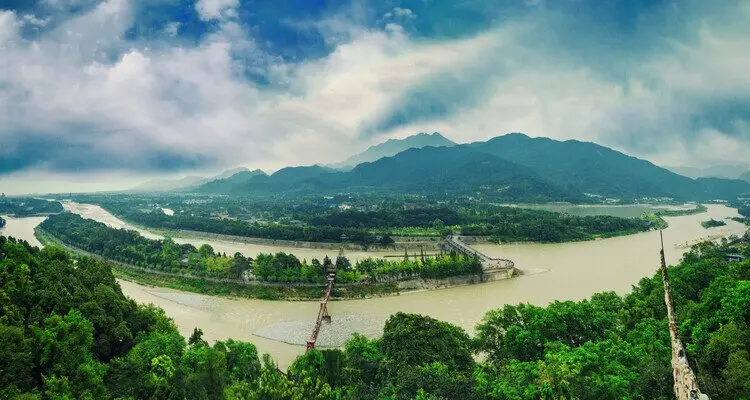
[[0, 0, 749, 192]]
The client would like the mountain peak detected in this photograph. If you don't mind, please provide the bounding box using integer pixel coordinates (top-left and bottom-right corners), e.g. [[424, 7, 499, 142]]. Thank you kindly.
[[334, 132, 456, 169]]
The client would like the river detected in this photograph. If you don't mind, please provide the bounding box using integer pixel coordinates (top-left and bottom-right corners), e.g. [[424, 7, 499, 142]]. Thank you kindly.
[[0, 214, 47, 248], [3, 202, 747, 368]]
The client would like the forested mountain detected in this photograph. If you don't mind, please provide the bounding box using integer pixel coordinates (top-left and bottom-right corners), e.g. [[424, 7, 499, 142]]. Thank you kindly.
[[193, 133, 750, 201], [192, 169, 267, 194], [469, 133, 696, 198], [332, 132, 455, 169], [469, 133, 750, 200], [271, 165, 336, 182], [195, 146, 581, 202], [195, 166, 335, 195], [342, 146, 582, 201], [695, 177, 750, 200]]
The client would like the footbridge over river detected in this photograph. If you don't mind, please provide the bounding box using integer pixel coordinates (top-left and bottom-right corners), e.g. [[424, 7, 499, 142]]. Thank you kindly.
[[443, 235, 517, 281]]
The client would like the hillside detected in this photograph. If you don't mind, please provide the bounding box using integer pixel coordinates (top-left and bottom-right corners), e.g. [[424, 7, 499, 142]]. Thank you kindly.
[[695, 177, 750, 200], [332, 132, 455, 169], [741, 171, 750, 183], [196, 146, 582, 201], [192, 169, 267, 193], [469, 133, 750, 200], [342, 146, 583, 201], [194, 133, 749, 201]]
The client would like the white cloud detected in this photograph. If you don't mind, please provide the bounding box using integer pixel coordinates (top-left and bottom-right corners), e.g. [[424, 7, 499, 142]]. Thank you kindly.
[[195, 0, 239, 21], [164, 21, 180, 37], [384, 7, 415, 20], [393, 7, 415, 18], [1, 0, 749, 186], [22, 14, 51, 27]]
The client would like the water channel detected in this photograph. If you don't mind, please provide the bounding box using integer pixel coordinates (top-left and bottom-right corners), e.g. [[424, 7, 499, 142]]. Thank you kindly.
[[2, 202, 747, 368]]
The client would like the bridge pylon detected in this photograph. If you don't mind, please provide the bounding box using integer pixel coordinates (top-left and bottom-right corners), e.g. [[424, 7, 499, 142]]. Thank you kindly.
[[305, 247, 342, 351]]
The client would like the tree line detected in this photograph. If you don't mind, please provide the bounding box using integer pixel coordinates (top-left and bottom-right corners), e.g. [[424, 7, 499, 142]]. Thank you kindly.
[[355, 254, 483, 282], [0, 197, 63, 216], [40, 212, 251, 280], [104, 204, 390, 247], [39, 213, 481, 284], [99, 199, 652, 245], [459, 208, 650, 242], [2, 234, 748, 399]]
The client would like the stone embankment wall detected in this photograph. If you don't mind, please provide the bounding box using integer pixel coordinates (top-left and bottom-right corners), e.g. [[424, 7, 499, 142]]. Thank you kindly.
[[395, 274, 484, 291], [482, 267, 517, 281]]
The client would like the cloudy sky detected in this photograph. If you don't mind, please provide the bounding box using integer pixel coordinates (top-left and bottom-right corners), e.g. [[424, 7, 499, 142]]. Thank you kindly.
[[1, 0, 749, 193]]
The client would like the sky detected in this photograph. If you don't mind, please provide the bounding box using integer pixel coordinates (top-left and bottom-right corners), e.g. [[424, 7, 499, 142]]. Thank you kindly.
[[1, 0, 749, 194]]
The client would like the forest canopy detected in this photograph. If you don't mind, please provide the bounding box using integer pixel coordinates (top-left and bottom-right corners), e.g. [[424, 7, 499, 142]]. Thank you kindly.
[[1, 234, 748, 399]]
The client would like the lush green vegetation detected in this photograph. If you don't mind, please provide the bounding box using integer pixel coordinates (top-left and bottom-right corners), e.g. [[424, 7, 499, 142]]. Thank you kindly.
[[469, 133, 750, 201], [0, 197, 63, 216], [2, 235, 749, 399], [40, 213, 252, 280], [702, 219, 728, 229], [187, 133, 750, 202], [193, 145, 586, 202], [641, 212, 669, 230], [39, 213, 482, 290], [356, 254, 483, 282], [78, 194, 654, 245], [655, 203, 708, 216], [458, 208, 651, 242], [111, 264, 400, 301], [102, 205, 386, 247]]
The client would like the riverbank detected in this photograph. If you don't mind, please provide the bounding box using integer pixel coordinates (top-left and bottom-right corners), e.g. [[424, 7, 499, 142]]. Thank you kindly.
[[92, 202, 668, 250], [106, 212, 662, 251], [134, 226, 443, 251], [35, 227, 495, 301]]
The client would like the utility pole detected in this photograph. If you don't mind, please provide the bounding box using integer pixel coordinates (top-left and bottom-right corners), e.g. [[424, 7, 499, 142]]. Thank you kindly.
[[659, 231, 709, 400]]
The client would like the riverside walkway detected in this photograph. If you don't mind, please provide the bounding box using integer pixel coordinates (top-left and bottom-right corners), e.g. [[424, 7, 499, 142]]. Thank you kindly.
[[443, 235, 516, 280]]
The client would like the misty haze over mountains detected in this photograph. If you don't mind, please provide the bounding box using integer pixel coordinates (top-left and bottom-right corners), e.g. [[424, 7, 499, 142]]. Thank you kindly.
[[167, 132, 750, 202]]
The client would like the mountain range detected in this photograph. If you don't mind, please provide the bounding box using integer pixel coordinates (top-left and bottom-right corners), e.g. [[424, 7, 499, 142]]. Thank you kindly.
[[192, 132, 750, 202], [330, 132, 455, 169]]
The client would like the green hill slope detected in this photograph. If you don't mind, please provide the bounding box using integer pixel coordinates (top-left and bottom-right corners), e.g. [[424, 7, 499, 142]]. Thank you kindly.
[[470, 133, 749, 200]]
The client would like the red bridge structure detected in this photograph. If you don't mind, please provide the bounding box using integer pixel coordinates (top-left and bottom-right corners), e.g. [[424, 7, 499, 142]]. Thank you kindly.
[[305, 249, 341, 351]]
